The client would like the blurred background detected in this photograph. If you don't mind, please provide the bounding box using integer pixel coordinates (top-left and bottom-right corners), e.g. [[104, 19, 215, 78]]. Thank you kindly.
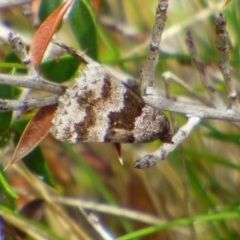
[[0, 0, 240, 239]]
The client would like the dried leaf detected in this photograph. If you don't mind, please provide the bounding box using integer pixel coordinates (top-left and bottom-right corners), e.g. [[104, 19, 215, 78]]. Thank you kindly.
[[10, 104, 57, 165], [29, 0, 73, 70], [19, 199, 45, 221]]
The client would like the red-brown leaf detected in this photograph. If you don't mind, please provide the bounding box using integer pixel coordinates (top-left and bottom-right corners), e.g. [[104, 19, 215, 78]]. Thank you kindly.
[[29, 0, 73, 70], [91, 0, 100, 13], [11, 104, 58, 165]]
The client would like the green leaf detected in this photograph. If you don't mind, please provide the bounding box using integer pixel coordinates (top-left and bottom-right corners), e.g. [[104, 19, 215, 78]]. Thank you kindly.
[[201, 122, 240, 146], [206, 130, 239, 145], [38, 0, 62, 23], [4, 51, 26, 73], [0, 169, 18, 200], [0, 133, 11, 147], [11, 117, 31, 134], [40, 55, 80, 83], [117, 210, 240, 240], [0, 84, 13, 145], [185, 148, 240, 170], [22, 147, 55, 188], [69, 0, 98, 60]]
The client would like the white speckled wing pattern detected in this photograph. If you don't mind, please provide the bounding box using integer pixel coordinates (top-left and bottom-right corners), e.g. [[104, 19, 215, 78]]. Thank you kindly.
[[50, 63, 171, 143]]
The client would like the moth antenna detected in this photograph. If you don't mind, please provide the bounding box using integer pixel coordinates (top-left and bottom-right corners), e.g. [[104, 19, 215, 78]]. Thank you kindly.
[[52, 39, 93, 64]]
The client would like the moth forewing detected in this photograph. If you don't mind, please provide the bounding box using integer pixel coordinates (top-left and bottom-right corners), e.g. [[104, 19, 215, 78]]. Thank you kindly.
[[50, 62, 171, 144]]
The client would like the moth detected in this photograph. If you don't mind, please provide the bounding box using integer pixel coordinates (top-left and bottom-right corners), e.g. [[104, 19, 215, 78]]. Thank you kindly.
[[50, 62, 172, 144]]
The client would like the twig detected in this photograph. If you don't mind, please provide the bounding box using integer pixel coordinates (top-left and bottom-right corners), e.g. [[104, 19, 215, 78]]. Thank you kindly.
[[185, 31, 222, 108], [78, 208, 114, 240], [140, 0, 168, 94], [0, 0, 32, 8], [143, 95, 240, 122], [0, 96, 58, 112], [8, 33, 35, 74], [0, 74, 66, 94], [1, 65, 240, 123], [8, 32, 40, 120], [123, 3, 223, 59], [1, 74, 239, 123], [162, 71, 215, 107], [134, 117, 201, 168], [53, 196, 165, 225], [215, 13, 240, 110], [163, 71, 179, 132], [12, 89, 33, 120]]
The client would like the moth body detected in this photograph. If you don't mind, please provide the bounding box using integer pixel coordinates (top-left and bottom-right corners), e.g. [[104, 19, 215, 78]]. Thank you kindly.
[[50, 63, 171, 143]]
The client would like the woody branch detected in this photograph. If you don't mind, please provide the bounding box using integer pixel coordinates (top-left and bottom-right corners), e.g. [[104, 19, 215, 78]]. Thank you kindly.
[[8, 33, 39, 120], [0, 2, 239, 169], [134, 117, 201, 168], [1, 71, 240, 122], [140, 0, 168, 94], [134, 9, 239, 168], [185, 32, 223, 107], [215, 13, 240, 111], [0, 0, 32, 8]]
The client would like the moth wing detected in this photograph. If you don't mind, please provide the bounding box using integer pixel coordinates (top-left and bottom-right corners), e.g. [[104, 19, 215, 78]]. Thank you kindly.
[[51, 63, 145, 143]]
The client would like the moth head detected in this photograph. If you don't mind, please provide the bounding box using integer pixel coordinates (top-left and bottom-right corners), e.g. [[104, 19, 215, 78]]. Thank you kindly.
[[133, 105, 172, 143]]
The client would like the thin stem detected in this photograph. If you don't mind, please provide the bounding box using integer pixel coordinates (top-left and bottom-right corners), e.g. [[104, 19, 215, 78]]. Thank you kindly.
[[8, 33, 36, 120], [78, 208, 114, 240], [140, 0, 168, 94], [162, 71, 215, 108], [185, 32, 222, 108], [215, 13, 240, 110], [134, 117, 201, 168], [53, 196, 165, 225], [0, 73, 66, 95], [0, 0, 32, 8], [0, 96, 58, 112], [143, 95, 240, 122]]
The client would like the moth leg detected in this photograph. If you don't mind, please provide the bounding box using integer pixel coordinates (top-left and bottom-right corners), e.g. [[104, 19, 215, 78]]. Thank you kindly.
[[0, 96, 58, 112]]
